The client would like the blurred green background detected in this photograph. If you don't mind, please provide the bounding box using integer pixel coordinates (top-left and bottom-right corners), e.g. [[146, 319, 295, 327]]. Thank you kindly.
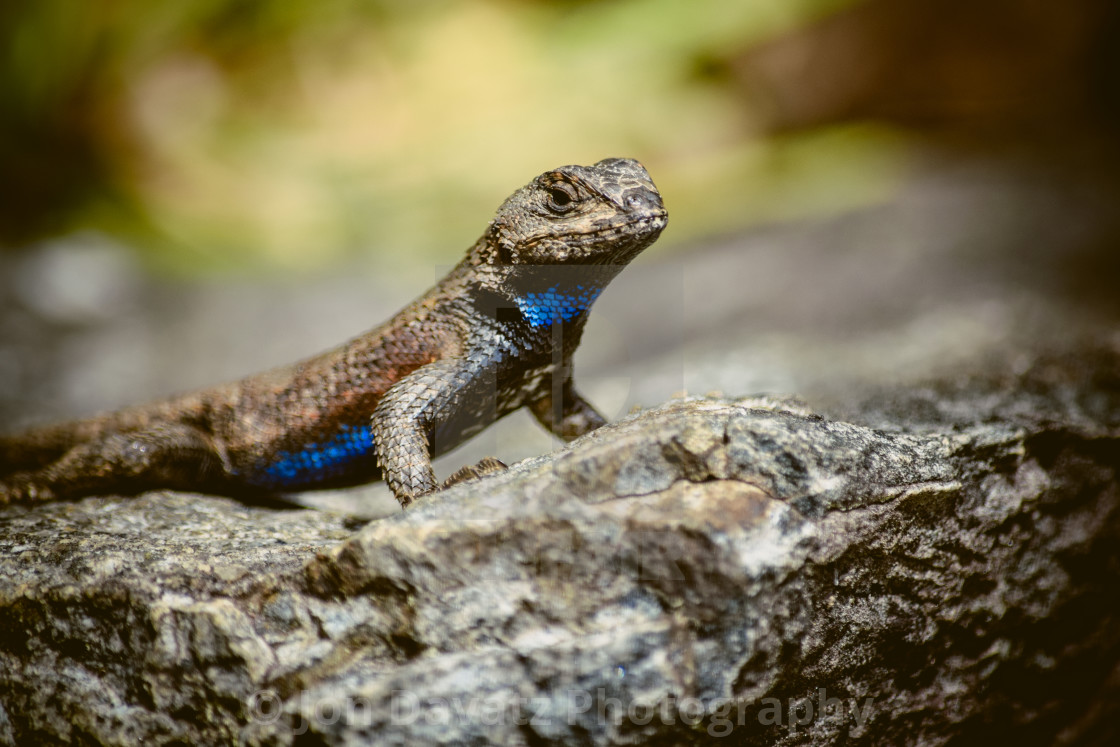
[[1, 0, 1116, 273], [0, 0, 908, 273]]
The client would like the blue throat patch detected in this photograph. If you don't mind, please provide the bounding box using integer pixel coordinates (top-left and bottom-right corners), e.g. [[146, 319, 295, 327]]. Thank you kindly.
[[515, 284, 603, 327], [258, 423, 375, 487]]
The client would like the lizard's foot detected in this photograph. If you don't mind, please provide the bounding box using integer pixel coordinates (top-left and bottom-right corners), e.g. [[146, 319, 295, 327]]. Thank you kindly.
[[442, 457, 508, 489], [0, 475, 57, 506]]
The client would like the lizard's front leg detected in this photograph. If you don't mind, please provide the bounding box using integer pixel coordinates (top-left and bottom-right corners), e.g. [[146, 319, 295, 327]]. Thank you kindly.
[[371, 358, 494, 506], [528, 372, 608, 442]]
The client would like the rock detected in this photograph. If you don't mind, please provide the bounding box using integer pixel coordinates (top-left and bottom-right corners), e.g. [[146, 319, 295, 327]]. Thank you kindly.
[[1, 348, 1117, 745]]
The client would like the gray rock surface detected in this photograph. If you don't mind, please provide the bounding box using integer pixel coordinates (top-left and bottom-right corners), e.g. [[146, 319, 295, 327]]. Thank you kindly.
[[2, 347, 1118, 745]]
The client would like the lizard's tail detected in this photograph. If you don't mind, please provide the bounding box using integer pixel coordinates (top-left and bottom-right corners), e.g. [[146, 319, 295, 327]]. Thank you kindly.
[[0, 395, 205, 477], [0, 419, 111, 476]]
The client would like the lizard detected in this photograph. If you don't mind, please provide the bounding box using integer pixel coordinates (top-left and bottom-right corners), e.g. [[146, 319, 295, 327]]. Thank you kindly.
[[0, 158, 667, 508]]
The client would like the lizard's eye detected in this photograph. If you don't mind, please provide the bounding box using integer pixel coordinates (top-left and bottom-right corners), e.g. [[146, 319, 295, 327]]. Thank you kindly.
[[545, 183, 578, 213]]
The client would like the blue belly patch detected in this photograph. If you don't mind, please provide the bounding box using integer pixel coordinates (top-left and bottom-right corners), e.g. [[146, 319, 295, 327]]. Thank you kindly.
[[515, 284, 603, 327], [257, 423, 375, 487]]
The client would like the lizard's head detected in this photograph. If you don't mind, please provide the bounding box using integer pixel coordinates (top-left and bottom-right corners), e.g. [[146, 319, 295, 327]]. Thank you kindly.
[[486, 158, 667, 267]]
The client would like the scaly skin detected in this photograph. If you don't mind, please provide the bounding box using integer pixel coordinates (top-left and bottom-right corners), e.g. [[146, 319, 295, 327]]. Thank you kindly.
[[0, 158, 667, 507]]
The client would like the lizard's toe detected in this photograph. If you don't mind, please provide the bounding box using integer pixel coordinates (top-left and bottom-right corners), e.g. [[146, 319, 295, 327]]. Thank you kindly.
[[0, 476, 56, 505]]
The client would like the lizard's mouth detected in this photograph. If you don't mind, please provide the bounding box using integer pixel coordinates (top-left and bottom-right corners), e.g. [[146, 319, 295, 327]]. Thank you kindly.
[[586, 211, 666, 240], [566, 212, 668, 264], [516, 211, 668, 263]]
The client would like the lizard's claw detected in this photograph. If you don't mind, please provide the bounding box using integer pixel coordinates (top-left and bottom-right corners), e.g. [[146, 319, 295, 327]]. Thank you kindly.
[[441, 457, 508, 489]]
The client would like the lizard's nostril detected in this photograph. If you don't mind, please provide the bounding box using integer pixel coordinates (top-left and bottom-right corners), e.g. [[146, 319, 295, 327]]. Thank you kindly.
[[626, 190, 661, 212]]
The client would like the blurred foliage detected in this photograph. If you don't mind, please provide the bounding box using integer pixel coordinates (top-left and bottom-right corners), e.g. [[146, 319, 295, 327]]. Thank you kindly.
[[0, 0, 913, 273], [734, 0, 1120, 136]]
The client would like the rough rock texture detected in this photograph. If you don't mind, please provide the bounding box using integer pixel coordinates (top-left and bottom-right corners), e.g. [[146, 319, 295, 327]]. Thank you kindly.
[[2, 348, 1117, 745]]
